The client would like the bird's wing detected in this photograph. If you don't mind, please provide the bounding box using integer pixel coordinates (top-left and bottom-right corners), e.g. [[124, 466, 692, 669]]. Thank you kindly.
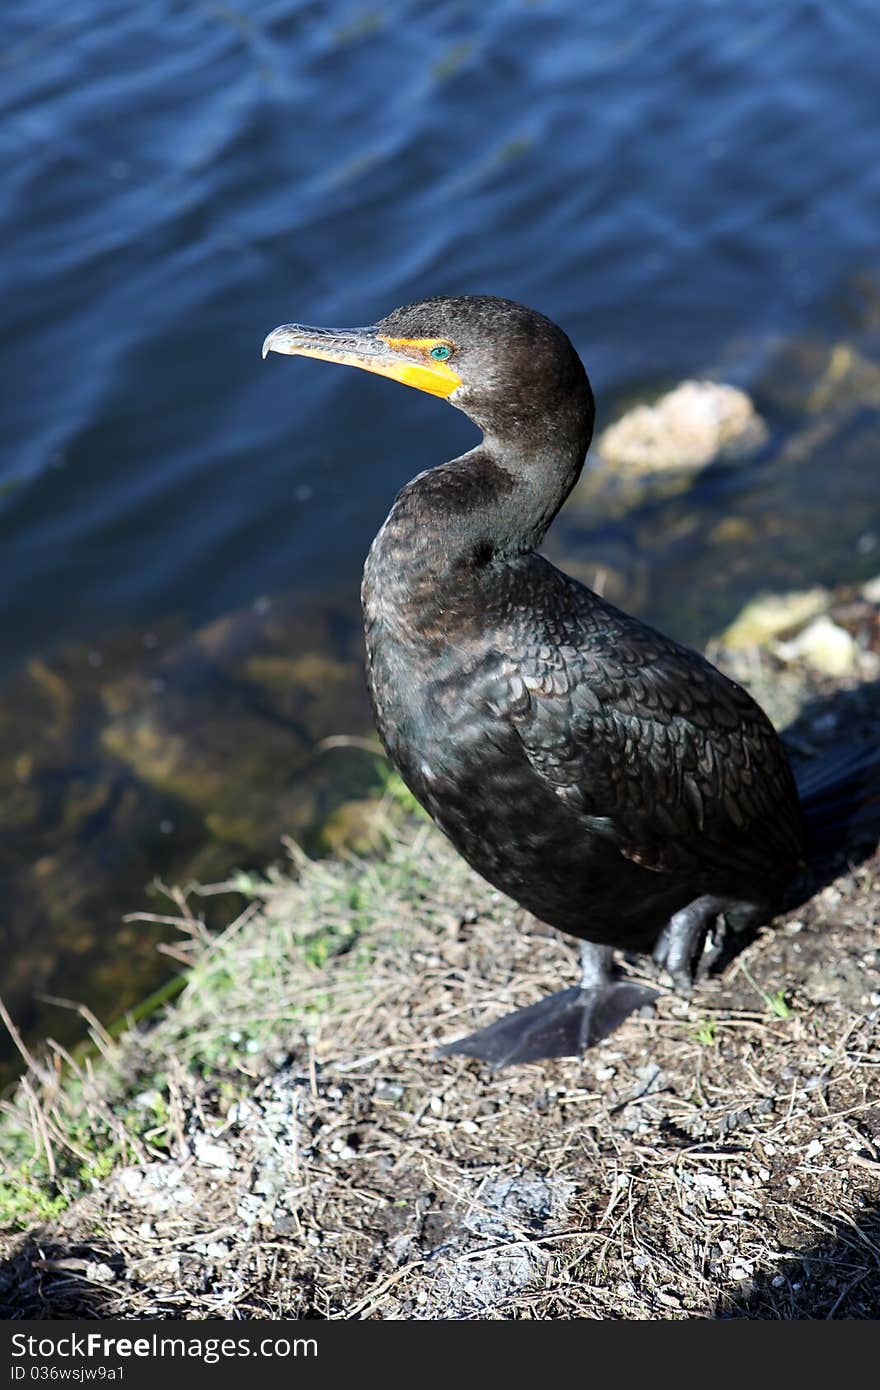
[[488, 585, 804, 882]]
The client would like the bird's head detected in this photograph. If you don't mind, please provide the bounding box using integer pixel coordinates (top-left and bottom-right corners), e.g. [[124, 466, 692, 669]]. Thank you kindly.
[[262, 294, 593, 446]]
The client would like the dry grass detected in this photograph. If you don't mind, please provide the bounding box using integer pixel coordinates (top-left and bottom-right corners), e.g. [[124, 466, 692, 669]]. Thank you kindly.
[[2, 787, 879, 1320]]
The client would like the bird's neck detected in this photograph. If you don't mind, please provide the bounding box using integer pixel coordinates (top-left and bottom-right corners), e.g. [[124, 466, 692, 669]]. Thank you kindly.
[[362, 412, 592, 640]]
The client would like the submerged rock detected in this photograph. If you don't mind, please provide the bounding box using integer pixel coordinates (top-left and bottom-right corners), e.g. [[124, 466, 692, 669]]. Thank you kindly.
[[0, 590, 378, 1076], [758, 337, 880, 417], [319, 797, 389, 855], [596, 380, 768, 475]]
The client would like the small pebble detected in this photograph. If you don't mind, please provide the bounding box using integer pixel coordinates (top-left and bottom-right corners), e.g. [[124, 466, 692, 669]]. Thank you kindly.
[[193, 1135, 234, 1171], [656, 1290, 681, 1308], [374, 1082, 404, 1102]]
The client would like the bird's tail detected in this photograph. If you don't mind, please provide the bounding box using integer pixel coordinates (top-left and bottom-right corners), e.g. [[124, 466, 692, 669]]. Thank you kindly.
[[795, 740, 880, 860]]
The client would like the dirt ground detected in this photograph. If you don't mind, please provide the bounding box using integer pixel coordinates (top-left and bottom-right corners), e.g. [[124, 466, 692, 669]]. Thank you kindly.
[[2, 833, 879, 1317]]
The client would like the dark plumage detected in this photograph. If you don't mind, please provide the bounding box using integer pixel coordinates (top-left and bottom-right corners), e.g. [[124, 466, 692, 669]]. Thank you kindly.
[[263, 294, 880, 1066]]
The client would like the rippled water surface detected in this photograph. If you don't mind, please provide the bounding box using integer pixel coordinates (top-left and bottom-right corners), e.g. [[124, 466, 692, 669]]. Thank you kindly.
[[2, 0, 880, 1062]]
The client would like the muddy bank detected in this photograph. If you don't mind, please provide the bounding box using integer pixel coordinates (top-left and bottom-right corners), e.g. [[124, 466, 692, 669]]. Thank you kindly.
[[2, 824, 878, 1319], [1, 584, 879, 1319]]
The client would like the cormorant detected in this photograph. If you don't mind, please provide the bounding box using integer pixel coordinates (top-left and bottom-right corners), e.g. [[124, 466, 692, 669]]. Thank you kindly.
[[263, 295, 880, 1066]]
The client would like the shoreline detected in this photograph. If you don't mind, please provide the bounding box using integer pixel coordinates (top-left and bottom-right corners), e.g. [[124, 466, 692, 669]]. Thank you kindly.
[[2, 578, 879, 1319]]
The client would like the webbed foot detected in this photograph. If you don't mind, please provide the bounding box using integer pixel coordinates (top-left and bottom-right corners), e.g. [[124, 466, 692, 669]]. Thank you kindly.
[[438, 942, 657, 1067]]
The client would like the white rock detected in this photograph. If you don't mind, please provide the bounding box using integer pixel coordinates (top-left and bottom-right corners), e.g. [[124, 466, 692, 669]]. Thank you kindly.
[[193, 1134, 235, 1171], [860, 574, 880, 604], [132, 1089, 163, 1111], [117, 1163, 195, 1212], [692, 1172, 727, 1201], [597, 381, 767, 473], [722, 588, 830, 649], [775, 615, 859, 676]]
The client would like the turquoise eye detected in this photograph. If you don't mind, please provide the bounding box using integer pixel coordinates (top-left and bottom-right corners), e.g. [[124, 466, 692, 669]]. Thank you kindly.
[[430, 344, 452, 360]]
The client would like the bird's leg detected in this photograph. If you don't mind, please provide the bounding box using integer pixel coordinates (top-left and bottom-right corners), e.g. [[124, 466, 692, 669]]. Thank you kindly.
[[652, 895, 726, 993], [437, 939, 657, 1069], [579, 940, 614, 988]]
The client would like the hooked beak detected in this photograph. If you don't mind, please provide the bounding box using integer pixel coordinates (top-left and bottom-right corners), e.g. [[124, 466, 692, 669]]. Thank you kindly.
[[261, 323, 461, 399]]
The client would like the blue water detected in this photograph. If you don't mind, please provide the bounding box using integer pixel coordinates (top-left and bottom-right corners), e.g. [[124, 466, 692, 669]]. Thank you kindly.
[[2, 0, 879, 670]]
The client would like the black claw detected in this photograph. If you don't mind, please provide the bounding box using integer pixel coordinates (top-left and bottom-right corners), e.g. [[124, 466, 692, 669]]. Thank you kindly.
[[653, 895, 726, 992], [669, 968, 694, 997]]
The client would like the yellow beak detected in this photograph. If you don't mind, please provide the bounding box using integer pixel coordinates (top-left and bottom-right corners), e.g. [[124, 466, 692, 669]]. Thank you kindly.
[[262, 323, 461, 399]]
